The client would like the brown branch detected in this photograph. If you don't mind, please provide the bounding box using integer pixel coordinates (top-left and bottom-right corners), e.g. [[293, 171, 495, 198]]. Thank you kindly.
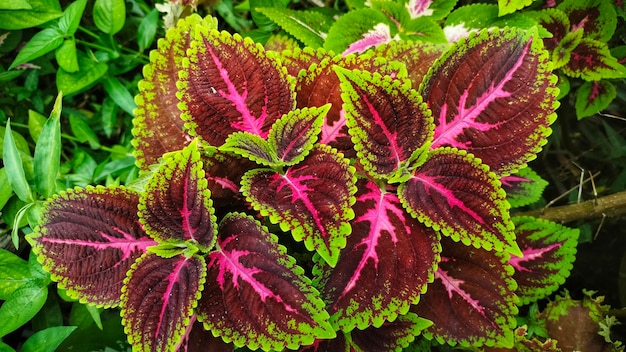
[[516, 190, 626, 223]]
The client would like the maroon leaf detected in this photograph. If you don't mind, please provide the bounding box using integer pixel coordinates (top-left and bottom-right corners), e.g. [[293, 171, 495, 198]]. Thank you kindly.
[[197, 212, 334, 351], [558, 0, 617, 42], [315, 179, 440, 331], [398, 148, 519, 256], [337, 67, 433, 181], [530, 8, 570, 51], [412, 237, 518, 348], [122, 254, 206, 352], [29, 186, 156, 307], [180, 27, 295, 146], [138, 143, 217, 250], [510, 216, 579, 305], [562, 38, 626, 80], [180, 317, 234, 352], [203, 150, 257, 213], [421, 27, 558, 175], [349, 312, 432, 351], [133, 15, 215, 168], [242, 144, 357, 267]]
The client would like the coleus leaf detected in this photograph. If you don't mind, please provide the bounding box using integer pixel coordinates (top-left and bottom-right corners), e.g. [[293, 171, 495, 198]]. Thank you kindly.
[[373, 40, 448, 91], [527, 8, 570, 51], [138, 142, 217, 251], [336, 67, 433, 182], [420, 27, 558, 176], [412, 237, 518, 348], [301, 312, 432, 351], [398, 147, 520, 256], [222, 105, 330, 167], [368, 1, 447, 44], [562, 38, 626, 80], [28, 186, 157, 307], [295, 50, 407, 157], [314, 179, 440, 331], [509, 216, 579, 305], [179, 25, 296, 147], [575, 80, 616, 119], [132, 14, 216, 168], [551, 29, 583, 70], [497, 0, 533, 16], [256, 7, 333, 48], [121, 253, 206, 352], [197, 212, 335, 351], [501, 166, 549, 208], [557, 0, 617, 42], [241, 144, 357, 267], [404, 0, 457, 20], [181, 317, 234, 352], [272, 46, 327, 80], [202, 149, 257, 213]]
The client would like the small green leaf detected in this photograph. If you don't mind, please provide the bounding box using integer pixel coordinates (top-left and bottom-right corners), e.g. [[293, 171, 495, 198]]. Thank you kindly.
[[57, 0, 86, 36], [0, 169, 13, 210], [0, 248, 30, 299], [0, 0, 32, 10], [102, 76, 136, 116], [3, 120, 33, 203], [498, 0, 533, 16], [0, 0, 62, 30], [12, 202, 34, 249], [137, 8, 158, 51], [99, 97, 117, 138], [93, 0, 125, 35], [55, 39, 79, 72], [20, 326, 77, 352], [28, 110, 47, 142], [0, 341, 15, 352], [56, 53, 108, 95], [9, 27, 63, 69], [575, 80, 617, 119], [0, 283, 48, 337], [70, 114, 100, 148], [33, 93, 62, 199]]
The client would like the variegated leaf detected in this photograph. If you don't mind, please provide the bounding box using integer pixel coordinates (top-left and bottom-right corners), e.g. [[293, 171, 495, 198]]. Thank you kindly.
[[412, 237, 518, 348], [509, 216, 579, 305], [398, 147, 520, 256], [557, 0, 617, 42], [501, 166, 549, 208], [336, 67, 433, 182], [121, 254, 206, 352], [28, 186, 156, 307], [562, 38, 626, 80], [421, 27, 558, 176], [138, 142, 217, 250], [197, 213, 335, 351], [179, 26, 295, 146], [241, 144, 357, 267], [315, 179, 440, 331], [132, 14, 216, 168]]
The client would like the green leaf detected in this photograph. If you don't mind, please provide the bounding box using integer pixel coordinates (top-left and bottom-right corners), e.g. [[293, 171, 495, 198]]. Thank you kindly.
[[498, 0, 533, 16], [33, 93, 62, 199], [137, 8, 158, 51], [3, 120, 33, 203], [257, 7, 332, 48], [0, 342, 15, 352], [56, 0, 86, 36], [102, 76, 136, 116], [28, 109, 47, 142], [0, 283, 48, 337], [0, 248, 30, 300], [9, 27, 63, 69], [12, 202, 34, 249], [70, 302, 103, 330], [20, 326, 77, 352], [93, 0, 125, 35], [0, 0, 32, 10], [70, 114, 100, 148], [0, 0, 62, 30], [55, 38, 79, 72], [575, 80, 617, 119], [0, 169, 13, 210], [99, 97, 117, 138], [56, 53, 108, 95]]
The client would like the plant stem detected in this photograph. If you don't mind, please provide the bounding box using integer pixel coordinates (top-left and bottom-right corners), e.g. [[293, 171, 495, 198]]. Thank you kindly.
[[517, 190, 626, 223]]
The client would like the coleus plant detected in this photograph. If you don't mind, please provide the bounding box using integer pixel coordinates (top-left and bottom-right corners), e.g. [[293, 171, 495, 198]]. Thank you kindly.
[[28, 9, 580, 352]]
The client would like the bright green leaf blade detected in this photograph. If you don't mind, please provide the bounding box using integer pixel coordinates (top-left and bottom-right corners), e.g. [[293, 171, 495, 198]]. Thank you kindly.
[[137, 8, 158, 51], [498, 0, 533, 16], [93, 0, 125, 35], [257, 7, 332, 48], [0, 0, 31, 10], [56, 54, 108, 96], [20, 326, 77, 352], [0, 169, 14, 210], [55, 39, 79, 72], [33, 93, 62, 199], [57, 0, 86, 35], [69, 115, 100, 148], [0, 0, 62, 30], [0, 248, 30, 300], [575, 80, 617, 119], [9, 27, 63, 69], [28, 110, 47, 142], [3, 120, 33, 202], [0, 342, 15, 352], [0, 283, 48, 337], [102, 77, 136, 116]]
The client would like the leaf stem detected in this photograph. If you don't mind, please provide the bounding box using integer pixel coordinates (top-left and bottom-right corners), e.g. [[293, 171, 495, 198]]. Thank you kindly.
[[517, 190, 626, 223]]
